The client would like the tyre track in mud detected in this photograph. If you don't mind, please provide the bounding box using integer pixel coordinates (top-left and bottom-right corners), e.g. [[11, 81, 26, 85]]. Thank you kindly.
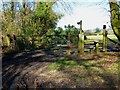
[[2, 50, 63, 89]]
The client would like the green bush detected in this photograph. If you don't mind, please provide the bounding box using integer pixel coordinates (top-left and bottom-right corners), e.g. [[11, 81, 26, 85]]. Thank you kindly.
[[16, 37, 32, 51]]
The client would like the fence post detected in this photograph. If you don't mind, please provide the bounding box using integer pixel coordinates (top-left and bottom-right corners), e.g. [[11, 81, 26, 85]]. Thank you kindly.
[[12, 34, 16, 50], [95, 41, 99, 54], [77, 20, 84, 54], [67, 32, 71, 56], [6, 34, 11, 47], [103, 25, 108, 52]]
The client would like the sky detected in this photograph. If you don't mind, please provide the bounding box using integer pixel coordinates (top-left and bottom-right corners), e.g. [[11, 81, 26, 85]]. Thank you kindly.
[[0, 0, 120, 31], [54, 0, 112, 30]]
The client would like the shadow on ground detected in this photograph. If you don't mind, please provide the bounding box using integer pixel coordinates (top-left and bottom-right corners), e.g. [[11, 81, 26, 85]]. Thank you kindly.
[[2, 50, 119, 89]]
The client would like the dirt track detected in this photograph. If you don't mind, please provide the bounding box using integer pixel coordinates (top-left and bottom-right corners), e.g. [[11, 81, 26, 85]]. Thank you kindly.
[[2, 50, 119, 89], [2, 50, 76, 89]]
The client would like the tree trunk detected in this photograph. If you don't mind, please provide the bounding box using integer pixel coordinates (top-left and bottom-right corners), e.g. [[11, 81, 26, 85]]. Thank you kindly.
[[109, 0, 120, 41], [11, 0, 15, 22]]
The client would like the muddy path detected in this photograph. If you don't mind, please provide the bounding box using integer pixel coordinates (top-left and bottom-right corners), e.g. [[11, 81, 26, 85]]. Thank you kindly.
[[2, 50, 66, 89], [2, 49, 119, 89]]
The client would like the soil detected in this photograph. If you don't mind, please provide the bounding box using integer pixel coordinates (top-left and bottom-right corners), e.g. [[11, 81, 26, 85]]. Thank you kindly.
[[2, 50, 69, 89], [2, 50, 119, 89]]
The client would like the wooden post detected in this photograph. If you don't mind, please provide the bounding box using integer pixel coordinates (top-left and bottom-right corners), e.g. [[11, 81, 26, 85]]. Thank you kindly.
[[103, 25, 107, 52], [6, 34, 11, 47], [95, 41, 99, 54], [11, 34, 16, 50], [77, 20, 84, 54], [67, 32, 71, 56]]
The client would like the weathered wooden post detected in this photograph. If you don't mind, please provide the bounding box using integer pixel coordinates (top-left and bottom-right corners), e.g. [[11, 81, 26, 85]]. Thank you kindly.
[[77, 20, 84, 54], [12, 34, 16, 50], [67, 32, 71, 56], [94, 41, 99, 54], [6, 34, 11, 47], [103, 25, 108, 52]]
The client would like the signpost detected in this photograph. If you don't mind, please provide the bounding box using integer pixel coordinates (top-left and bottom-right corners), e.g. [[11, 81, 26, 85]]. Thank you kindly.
[[77, 20, 84, 54], [103, 25, 107, 52]]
